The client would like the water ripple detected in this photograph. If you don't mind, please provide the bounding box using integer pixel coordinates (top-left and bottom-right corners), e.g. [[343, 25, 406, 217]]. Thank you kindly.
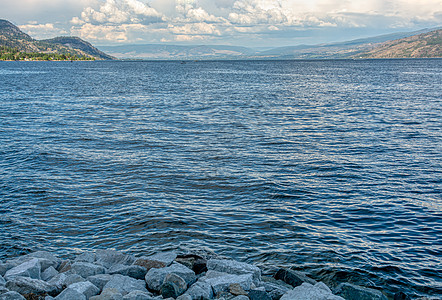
[[0, 60, 441, 298]]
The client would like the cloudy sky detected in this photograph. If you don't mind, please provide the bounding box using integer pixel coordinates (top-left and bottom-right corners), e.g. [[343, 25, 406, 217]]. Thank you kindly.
[[2, 0, 441, 47]]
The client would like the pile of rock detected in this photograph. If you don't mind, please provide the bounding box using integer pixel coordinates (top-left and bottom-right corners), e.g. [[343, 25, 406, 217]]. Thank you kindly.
[[0, 250, 390, 300]]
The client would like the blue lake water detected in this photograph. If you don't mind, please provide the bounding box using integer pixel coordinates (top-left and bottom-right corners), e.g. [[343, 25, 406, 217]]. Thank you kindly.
[[0, 59, 441, 298]]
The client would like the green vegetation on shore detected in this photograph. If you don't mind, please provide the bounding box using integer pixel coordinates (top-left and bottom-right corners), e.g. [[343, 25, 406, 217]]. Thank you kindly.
[[0, 45, 95, 61]]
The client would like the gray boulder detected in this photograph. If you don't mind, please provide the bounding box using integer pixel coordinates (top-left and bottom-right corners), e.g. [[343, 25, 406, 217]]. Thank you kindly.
[[176, 295, 192, 300], [249, 289, 272, 300], [87, 274, 113, 291], [231, 296, 248, 300], [68, 281, 100, 298], [334, 283, 387, 300], [42, 266, 59, 281], [47, 273, 68, 294], [0, 276, 5, 286], [201, 271, 253, 295], [103, 274, 148, 296], [274, 269, 317, 288], [0, 291, 26, 300], [71, 262, 106, 278], [4, 258, 41, 280], [108, 264, 147, 280], [0, 286, 9, 294], [54, 287, 87, 300], [260, 277, 291, 300], [0, 263, 16, 277], [6, 276, 55, 296], [281, 282, 344, 300], [184, 280, 213, 300], [161, 274, 187, 298], [26, 252, 60, 264], [230, 283, 248, 296], [58, 260, 72, 273], [207, 259, 261, 284], [145, 252, 177, 267], [75, 253, 96, 263], [90, 288, 123, 300], [64, 274, 86, 287], [122, 290, 155, 300], [95, 250, 135, 269], [145, 263, 196, 292]]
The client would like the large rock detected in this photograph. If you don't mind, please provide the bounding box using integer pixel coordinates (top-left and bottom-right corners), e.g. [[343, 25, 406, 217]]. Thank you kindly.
[[95, 250, 135, 269], [103, 274, 148, 296], [248, 290, 272, 300], [64, 274, 86, 287], [201, 271, 253, 295], [274, 269, 317, 288], [6, 276, 55, 296], [75, 253, 96, 264], [68, 281, 100, 298], [87, 274, 113, 291], [54, 288, 87, 300], [122, 290, 154, 300], [71, 262, 106, 278], [232, 296, 248, 300], [58, 261, 72, 273], [0, 285, 9, 294], [145, 252, 177, 267], [108, 264, 147, 280], [24, 252, 61, 271], [176, 294, 192, 300], [26, 252, 60, 265], [133, 259, 165, 273], [176, 255, 207, 275], [145, 263, 196, 292], [47, 273, 68, 294], [4, 258, 41, 281], [207, 259, 261, 284], [0, 291, 26, 300], [230, 283, 248, 296], [281, 282, 344, 300], [0, 263, 16, 277], [0, 276, 5, 286], [42, 266, 59, 281], [184, 280, 213, 300], [260, 277, 292, 300], [161, 274, 187, 299], [334, 283, 387, 300], [90, 288, 123, 300]]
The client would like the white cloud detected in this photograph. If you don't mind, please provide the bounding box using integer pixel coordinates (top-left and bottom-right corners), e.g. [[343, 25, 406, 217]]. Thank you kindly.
[[74, 0, 163, 25], [168, 22, 222, 35], [10, 0, 440, 45], [19, 23, 68, 39]]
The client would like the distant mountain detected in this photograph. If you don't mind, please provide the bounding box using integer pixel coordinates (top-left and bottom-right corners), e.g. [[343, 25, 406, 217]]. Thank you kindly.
[[255, 28, 439, 59], [42, 37, 114, 60], [355, 29, 441, 58], [98, 44, 256, 60], [0, 19, 114, 60], [97, 27, 440, 60]]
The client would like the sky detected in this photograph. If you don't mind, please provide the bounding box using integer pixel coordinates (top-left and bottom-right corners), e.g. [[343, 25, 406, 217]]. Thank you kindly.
[[2, 0, 442, 47]]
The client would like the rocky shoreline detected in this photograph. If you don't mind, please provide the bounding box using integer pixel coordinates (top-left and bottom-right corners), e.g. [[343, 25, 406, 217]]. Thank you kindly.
[[0, 250, 413, 300]]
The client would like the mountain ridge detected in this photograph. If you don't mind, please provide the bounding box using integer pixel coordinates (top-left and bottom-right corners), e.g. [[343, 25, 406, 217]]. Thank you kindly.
[[0, 19, 114, 60], [355, 29, 442, 58], [98, 27, 441, 60]]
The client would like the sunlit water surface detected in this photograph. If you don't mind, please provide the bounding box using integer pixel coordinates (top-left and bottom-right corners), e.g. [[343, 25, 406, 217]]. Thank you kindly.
[[0, 60, 441, 298]]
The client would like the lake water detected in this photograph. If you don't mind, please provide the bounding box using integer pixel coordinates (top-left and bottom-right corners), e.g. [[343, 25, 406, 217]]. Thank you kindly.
[[0, 60, 441, 298]]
